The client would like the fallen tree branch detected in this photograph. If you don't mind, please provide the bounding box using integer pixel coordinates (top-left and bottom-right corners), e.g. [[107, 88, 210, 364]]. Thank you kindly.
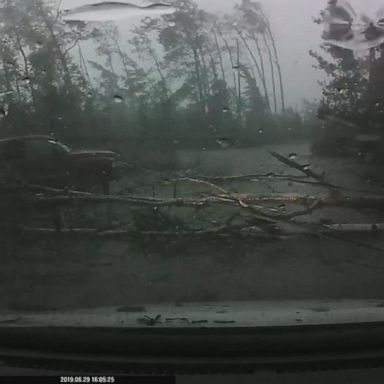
[[268, 150, 325, 181], [276, 199, 324, 220], [0, 182, 92, 196], [197, 173, 309, 182], [168, 177, 229, 195], [278, 178, 378, 195], [323, 223, 384, 233], [15, 225, 288, 241], [8, 192, 384, 212], [220, 195, 384, 253], [193, 174, 377, 195], [12, 223, 384, 241]]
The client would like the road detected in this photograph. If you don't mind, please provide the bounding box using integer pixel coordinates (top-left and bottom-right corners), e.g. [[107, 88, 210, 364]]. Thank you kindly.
[[1, 140, 384, 312]]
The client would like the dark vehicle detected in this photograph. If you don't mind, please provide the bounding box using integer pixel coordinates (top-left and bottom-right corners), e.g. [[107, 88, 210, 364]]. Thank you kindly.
[[0, 135, 125, 193]]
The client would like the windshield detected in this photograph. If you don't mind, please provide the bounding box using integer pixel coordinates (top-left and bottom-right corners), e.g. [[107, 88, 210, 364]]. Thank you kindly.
[[1, 0, 384, 317]]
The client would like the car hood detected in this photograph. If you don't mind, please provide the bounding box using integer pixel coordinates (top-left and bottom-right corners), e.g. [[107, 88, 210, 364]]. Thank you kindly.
[[2, 300, 384, 371], [2, 300, 384, 329]]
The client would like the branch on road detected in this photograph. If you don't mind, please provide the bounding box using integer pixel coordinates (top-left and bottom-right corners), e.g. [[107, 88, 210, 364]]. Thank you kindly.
[[268, 150, 326, 182]]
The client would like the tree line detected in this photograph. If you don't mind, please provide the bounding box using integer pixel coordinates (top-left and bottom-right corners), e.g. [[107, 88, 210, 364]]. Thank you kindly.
[[0, 0, 306, 149]]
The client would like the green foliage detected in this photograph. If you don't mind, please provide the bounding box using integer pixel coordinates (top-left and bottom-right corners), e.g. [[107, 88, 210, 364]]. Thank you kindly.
[[0, 0, 299, 159], [310, 9, 384, 156]]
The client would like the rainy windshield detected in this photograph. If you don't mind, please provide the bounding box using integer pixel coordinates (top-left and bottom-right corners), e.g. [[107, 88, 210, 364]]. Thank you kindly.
[[2, 0, 384, 315]]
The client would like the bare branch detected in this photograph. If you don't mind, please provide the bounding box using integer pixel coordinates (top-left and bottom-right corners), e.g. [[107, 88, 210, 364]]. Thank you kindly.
[[323, 223, 384, 233], [16, 225, 287, 241], [196, 173, 376, 195], [169, 177, 229, 195], [53, 0, 63, 25], [268, 150, 325, 181], [64, 36, 82, 55]]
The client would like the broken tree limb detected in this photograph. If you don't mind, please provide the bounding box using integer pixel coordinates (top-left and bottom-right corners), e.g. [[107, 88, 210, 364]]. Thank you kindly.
[[276, 199, 324, 220], [0, 182, 93, 197], [323, 223, 384, 234], [268, 150, 326, 181], [12, 223, 384, 241], [15, 225, 288, 241], [221, 194, 384, 253], [21, 192, 312, 209], [277, 178, 378, 195], [265, 150, 374, 201], [193, 174, 377, 195], [168, 177, 229, 195], [10, 192, 384, 212], [197, 173, 309, 182]]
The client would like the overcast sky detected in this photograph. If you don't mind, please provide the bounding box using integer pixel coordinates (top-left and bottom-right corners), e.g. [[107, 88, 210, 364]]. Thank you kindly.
[[62, 0, 384, 109]]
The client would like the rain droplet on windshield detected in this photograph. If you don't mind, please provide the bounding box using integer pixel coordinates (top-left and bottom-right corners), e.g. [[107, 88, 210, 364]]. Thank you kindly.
[[0, 105, 9, 118], [113, 95, 123, 103], [22, 76, 31, 84], [258, 129, 264, 134], [217, 138, 230, 148], [222, 107, 230, 113], [288, 153, 298, 160], [302, 164, 311, 171]]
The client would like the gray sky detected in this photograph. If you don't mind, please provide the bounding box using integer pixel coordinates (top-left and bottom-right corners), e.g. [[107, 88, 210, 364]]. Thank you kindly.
[[197, 0, 384, 109], [62, 0, 384, 109]]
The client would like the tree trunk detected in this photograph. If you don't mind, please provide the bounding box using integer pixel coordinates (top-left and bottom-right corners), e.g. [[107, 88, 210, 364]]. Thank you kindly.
[[267, 27, 285, 112], [78, 45, 93, 87], [149, 47, 169, 98], [36, 1, 73, 87], [0, 54, 12, 91], [212, 29, 226, 81], [192, 47, 205, 114], [236, 38, 242, 119], [236, 29, 270, 111], [209, 54, 219, 82], [109, 32, 131, 80], [252, 33, 269, 106], [198, 46, 211, 99], [13, 29, 38, 110], [262, 33, 277, 114], [219, 34, 238, 103]]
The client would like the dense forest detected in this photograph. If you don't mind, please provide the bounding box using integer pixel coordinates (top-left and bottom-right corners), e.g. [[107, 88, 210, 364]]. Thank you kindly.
[[1, 0, 383, 156], [0, 0, 309, 155]]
